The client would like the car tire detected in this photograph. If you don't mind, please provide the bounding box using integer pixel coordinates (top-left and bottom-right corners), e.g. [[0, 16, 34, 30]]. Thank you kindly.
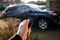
[[38, 18, 48, 30]]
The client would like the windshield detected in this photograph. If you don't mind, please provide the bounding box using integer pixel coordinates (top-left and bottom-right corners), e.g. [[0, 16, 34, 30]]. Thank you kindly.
[[40, 7, 46, 10], [26, 4, 40, 11], [39, 5, 47, 10], [39, 5, 51, 11]]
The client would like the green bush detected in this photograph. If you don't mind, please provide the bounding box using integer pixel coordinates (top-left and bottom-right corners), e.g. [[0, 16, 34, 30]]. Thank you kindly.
[[29, 33, 43, 40]]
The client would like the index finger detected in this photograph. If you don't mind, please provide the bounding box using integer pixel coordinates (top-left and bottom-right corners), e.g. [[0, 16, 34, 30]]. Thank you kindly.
[[19, 19, 30, 27]]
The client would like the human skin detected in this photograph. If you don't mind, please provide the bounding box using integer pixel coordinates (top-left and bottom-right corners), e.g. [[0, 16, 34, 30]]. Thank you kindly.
[[16, 19, 31, 40]]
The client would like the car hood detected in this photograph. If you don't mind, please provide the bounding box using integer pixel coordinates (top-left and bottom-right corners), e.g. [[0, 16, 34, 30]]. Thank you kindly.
[[39, 10, 53, 14]]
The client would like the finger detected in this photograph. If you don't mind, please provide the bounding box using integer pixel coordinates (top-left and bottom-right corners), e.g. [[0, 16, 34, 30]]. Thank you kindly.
[[24, 19, 30, 25], [20, 19, 30, 25], [18, 19, 30, 32], [23, 19, 30, 29]]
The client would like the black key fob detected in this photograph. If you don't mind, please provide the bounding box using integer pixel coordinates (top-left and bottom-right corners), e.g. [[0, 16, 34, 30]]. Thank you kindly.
[[28, 18, 34, 28]]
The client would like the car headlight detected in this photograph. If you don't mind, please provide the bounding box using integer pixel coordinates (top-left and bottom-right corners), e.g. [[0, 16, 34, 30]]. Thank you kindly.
[[52, 13, 57, 16]]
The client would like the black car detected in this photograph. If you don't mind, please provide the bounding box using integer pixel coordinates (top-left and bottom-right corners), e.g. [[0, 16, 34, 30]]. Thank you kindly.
[[2, 4, 57, 30]]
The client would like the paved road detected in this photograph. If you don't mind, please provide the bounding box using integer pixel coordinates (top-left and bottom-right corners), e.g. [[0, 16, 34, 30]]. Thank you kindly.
[[32, 25, 60, 40]]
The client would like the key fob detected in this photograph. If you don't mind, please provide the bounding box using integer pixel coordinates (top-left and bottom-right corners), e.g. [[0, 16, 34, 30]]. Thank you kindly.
[[28, 18, 34, 28]]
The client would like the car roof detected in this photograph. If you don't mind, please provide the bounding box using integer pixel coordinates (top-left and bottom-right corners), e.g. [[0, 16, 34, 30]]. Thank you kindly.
[[7, 3, 40, 11], [8, 3, 39, 8], [39, 5, 46, 7], [7, 4, 50, 12]]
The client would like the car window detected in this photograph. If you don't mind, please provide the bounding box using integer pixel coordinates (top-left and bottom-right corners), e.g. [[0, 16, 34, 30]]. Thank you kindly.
[[6, 6, 18, 13], [18, 5, 32, 13]]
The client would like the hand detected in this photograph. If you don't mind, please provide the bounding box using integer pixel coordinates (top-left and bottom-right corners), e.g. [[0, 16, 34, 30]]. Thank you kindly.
[[16, 19, 31, 40]]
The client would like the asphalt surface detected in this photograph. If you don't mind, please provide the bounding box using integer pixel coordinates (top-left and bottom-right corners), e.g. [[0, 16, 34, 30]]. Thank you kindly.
[[32, 24, 60, 40]]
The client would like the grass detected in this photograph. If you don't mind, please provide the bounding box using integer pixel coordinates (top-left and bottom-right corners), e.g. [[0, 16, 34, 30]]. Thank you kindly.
[[29, 33, 43, 40], [0, 18, 43, 40]]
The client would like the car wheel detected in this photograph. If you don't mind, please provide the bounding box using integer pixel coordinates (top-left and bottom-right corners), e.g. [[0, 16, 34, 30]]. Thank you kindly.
[[38, 18, 48, 30]]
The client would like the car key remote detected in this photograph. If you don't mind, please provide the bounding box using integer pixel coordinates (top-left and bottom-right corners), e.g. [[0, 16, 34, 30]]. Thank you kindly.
[[28, 18, 34, 28]]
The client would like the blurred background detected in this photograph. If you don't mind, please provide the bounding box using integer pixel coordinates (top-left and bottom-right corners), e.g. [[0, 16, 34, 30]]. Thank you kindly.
[[0, 0, 60, 40], [0, 0, 60, 11]]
